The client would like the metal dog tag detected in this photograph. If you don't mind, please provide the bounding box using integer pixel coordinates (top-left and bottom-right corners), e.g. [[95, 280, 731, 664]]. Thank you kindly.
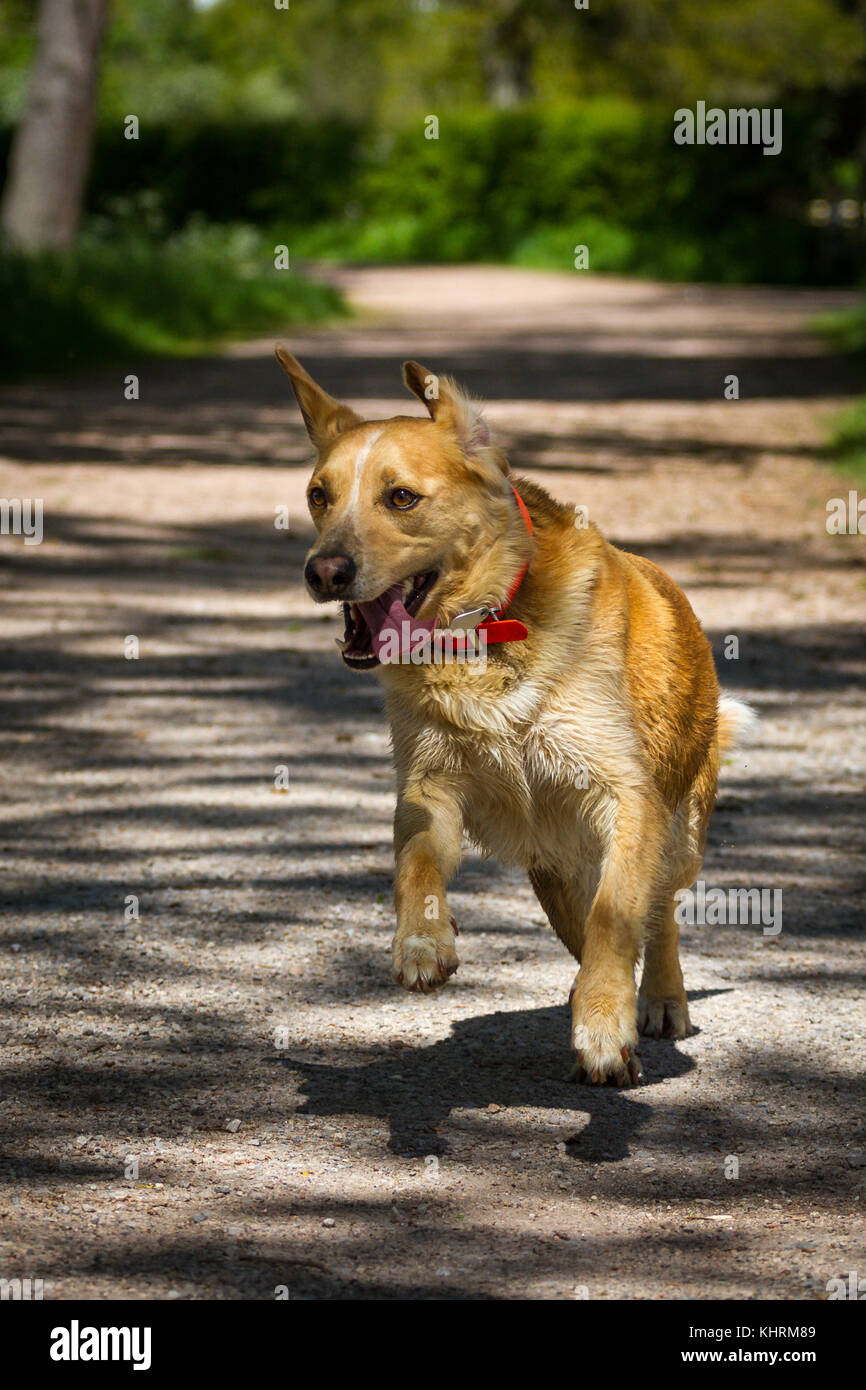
[[449, 607, 491, 632]]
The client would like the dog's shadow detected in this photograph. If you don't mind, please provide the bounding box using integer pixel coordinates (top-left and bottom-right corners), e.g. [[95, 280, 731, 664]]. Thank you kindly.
[[282, 1003, 698, 1160]]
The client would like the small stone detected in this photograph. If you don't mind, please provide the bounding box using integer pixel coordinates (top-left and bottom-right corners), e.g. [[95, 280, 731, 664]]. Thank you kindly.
[[225, 1119, 241, 1133]]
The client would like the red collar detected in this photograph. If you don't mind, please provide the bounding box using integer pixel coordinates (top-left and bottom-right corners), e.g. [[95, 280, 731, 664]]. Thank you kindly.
[[449, 485, 533, 646]]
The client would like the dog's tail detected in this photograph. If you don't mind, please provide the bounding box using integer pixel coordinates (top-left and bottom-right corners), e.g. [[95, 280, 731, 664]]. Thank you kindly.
[[717, 693, 759, 752]]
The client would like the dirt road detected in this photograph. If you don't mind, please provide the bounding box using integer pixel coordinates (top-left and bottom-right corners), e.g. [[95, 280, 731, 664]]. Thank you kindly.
[[0, 266, 864, 1299]]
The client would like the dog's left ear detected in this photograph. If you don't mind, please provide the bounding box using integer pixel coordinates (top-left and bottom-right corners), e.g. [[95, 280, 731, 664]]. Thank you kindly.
[[403, 360, 506, 473]]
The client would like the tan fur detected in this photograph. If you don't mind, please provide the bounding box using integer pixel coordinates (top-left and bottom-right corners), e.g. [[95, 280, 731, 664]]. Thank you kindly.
[[277, 346, 753, 1085]]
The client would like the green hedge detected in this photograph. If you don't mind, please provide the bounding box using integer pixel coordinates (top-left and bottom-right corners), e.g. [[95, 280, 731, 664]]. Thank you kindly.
[[0, 101, 857, 284], [324, 101, 845, 282], [85, 115, 361, 229]]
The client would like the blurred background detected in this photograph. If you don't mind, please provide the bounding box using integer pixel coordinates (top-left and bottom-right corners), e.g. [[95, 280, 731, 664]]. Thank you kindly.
[[3, 0, 866, 379]]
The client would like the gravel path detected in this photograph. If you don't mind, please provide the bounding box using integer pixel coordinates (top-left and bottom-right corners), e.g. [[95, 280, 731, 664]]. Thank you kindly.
[[0, 266, 864, 1300]]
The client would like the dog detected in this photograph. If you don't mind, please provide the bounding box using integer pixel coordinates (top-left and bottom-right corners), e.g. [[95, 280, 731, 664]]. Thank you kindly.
[[276, 345, 754, 1085]]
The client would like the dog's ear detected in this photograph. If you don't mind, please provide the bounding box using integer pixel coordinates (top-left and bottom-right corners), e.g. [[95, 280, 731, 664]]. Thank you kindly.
[[403, 360, 506, 472], [275, 345, 364, 450]]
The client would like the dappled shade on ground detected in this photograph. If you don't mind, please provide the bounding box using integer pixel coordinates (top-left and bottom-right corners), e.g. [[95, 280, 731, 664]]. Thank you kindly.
[[0, 267, 864, 1299]]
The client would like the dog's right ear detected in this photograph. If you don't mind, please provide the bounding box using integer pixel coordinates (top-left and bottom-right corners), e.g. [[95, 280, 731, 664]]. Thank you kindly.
[[275, 345, 364, 450]]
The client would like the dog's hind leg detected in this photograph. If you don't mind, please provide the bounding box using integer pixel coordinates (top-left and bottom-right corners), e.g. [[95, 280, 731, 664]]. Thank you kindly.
[[568, 790, 671, 1087], [638, 750, 717, 1039], [637, 894, 692, 1039]]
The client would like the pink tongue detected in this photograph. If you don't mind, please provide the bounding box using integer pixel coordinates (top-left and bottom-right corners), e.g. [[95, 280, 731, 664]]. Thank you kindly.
[[357, 584, 436, 662]]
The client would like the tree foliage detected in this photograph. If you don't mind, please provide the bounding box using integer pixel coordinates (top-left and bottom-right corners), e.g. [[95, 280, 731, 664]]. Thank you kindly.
[[1, 0, 862, 125]]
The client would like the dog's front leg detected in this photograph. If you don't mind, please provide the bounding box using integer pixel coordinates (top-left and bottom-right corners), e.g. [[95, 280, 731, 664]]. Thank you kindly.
[[571, 791, 668, 1086], [392, 774, 463, 993]]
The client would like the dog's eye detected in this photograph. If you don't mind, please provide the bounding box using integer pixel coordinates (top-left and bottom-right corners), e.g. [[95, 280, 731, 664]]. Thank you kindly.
[[308, 486, 327, 509], [389, 488, 420, 510]]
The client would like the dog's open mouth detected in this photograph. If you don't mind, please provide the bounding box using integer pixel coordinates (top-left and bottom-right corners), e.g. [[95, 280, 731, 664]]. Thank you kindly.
[[339, 571, 438, 668]]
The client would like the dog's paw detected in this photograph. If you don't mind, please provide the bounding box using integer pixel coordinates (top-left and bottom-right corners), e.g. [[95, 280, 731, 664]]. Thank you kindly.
[[393, 926, 458, 994], [569, 1042, 642, 1087], [637, 990, 691, 1040], [569, 974, 641, 1086]]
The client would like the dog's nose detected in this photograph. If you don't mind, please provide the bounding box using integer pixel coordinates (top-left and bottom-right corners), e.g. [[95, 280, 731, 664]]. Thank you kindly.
[[305, 553, 357, 596]]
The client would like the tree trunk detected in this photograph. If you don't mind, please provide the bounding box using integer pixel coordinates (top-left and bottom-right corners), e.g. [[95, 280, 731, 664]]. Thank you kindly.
[[0, 0, 108, 252], [482, 1, 535, 109]]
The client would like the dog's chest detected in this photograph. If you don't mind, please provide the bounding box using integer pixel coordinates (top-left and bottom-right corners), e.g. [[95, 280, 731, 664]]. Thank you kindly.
[[414, 711, 607, 869]]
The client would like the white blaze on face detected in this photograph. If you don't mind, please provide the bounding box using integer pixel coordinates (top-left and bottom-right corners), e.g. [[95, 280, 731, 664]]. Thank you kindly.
[[344, 425, 385, 520]]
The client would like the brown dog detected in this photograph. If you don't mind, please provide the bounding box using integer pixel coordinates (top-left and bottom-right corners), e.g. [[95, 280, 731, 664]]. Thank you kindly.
[[277, 346, 754, 1085]]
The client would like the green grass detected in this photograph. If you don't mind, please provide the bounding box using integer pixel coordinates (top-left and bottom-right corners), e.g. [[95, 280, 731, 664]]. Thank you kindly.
[[1, 217, 346, 379], [813, 302, 866, 356], [824, 398, 866, 486], [289, 213, 696, 278], [814, 304, 866, 485], [286, 211, 797, 284]]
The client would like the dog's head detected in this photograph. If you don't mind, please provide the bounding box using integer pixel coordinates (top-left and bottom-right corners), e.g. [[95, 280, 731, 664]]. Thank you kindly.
[[276, 347, 530, 670]]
